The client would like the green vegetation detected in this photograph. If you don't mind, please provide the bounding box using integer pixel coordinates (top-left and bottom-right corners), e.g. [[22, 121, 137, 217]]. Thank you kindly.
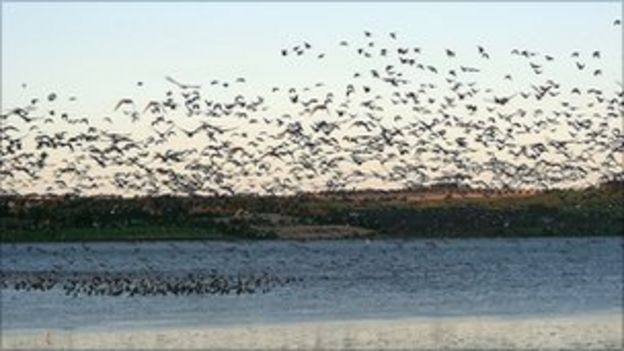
[[311, 183, 624, 238], [1, 181, 622, 242], [2, 226, 223, 242], [0, 196, 275, 242]]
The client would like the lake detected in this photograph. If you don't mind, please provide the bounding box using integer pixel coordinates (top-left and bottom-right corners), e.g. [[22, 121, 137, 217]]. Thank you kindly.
[[1, 237, 622, 332]]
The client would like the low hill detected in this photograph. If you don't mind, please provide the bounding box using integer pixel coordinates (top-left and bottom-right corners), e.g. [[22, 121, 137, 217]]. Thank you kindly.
[[1, 182, 622, 242]]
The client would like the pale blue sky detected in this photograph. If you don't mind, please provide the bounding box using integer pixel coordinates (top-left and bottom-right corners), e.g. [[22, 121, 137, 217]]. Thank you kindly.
[[2, 1, 622, 114], [1, 1, 622, 193]]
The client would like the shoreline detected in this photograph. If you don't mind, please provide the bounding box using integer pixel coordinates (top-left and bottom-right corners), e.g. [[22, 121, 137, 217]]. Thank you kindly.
[[3, 184, 623, 243], [0, 231, 622, 245], [3, 312, 622, 349], [2, 233, 621, 244]]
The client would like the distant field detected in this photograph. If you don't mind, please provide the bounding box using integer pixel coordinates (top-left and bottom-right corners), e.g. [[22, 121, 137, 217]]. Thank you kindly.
[[1, 183, 622, 242]]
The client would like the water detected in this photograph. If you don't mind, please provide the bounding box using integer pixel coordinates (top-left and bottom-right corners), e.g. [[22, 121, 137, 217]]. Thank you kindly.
[[1, 237, 622, 331]]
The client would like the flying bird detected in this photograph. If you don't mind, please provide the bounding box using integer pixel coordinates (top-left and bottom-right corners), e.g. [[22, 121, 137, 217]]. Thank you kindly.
[[114, 98, 135, 111], [165, 76, 201, 90]]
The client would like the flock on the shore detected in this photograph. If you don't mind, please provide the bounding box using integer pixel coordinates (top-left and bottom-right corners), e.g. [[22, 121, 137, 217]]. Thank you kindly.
[[0, 270, 300, 297], [1, 20, 623, 197], [1, 242, 303, 297]]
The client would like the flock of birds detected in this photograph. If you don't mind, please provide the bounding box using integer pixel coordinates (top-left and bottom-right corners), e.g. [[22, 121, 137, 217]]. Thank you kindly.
[[0, 242, 301, 297], [0, 269, 298, 297], [2, 23, 623, 197]]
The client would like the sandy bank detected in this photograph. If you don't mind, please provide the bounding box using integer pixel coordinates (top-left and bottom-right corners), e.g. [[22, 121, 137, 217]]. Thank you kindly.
[[3, 313, 622, 350], [257, 224, 374, 239]]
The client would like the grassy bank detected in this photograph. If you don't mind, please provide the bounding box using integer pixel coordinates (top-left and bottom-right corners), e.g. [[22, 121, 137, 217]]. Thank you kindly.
[[1, 182, 622, 242], [1, 226, 259, 243]]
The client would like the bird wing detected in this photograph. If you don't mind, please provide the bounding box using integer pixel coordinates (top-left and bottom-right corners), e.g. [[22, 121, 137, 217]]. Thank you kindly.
[[115, 99, 133, 111]]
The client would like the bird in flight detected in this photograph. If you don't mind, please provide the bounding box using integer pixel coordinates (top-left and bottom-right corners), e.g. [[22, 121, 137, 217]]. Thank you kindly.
[[165, 76, 201, 90], [114, 98, 135, 111]]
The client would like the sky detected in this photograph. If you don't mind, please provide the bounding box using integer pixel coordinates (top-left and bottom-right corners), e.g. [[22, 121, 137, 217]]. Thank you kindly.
[[1, 1, 622, 195], [2, 1, 622, 112]]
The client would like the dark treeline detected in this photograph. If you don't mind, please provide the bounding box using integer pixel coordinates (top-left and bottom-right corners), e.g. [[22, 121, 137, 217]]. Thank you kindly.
[[317, 204, 622, 237], [1, 181, 622, 242]]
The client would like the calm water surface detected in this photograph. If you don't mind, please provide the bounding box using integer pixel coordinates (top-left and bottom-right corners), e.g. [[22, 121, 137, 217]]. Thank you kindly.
[[1, 237, 622, 331]]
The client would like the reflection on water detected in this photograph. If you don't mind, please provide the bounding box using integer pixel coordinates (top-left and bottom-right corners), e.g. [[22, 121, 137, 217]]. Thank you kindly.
[[1, 237, 622, 331]]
